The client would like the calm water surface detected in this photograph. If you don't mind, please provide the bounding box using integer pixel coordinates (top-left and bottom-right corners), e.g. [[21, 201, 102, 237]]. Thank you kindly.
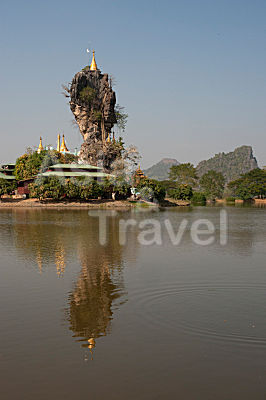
[[0, 206, 266, 399]]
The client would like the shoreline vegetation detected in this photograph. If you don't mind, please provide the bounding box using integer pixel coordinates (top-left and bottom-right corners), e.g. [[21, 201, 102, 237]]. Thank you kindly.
[[0, 151, 265, 207]]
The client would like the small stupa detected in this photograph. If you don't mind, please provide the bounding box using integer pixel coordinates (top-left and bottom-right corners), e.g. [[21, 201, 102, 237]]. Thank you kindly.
[[60, 134, 69, 153], [134, 165, 146, 185], [37, 137, 44, 154]]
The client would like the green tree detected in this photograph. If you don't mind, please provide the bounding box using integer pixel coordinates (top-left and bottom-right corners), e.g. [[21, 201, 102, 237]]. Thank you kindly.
[[15, 151, 47, 180], [168, 185, 193, 200], [65, 179, 81, 199], [191, 192, 207, 205], [15, 150, 78, 181], [199, 170, 225, 200], [29, 177, 65, 201], [0, 179, 17, 197], [80, 180, 103, 200], [115, 105, 128, 132], [137, 178, 166, 203], [228, 168, 266, 200], [169, 163, 198, 186]]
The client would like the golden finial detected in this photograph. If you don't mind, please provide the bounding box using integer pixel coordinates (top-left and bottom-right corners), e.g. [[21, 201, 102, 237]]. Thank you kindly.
[[106, 132, 111, 143], [60, 134, 69, 152], [57, 134, 61, 152], [90, 50, 98, 71], [37, 136, 44, 154]]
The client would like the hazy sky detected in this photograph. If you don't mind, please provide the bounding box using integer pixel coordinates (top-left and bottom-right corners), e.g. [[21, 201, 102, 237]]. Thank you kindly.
[[1, 0, 265, 168]]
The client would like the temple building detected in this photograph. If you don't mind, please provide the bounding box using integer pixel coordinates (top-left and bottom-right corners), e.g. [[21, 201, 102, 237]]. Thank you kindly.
[[0, 164, 16, 180], [38, 163, 112, 181], [134, 165, 146, 185]]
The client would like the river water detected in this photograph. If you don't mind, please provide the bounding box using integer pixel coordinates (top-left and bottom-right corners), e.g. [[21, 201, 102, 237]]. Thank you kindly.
[[0, 206, 265, 399]]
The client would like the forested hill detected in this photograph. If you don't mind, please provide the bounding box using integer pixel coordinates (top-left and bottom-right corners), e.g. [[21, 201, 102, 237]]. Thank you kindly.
[[197, 146, 258, 183], [144, 158, 179, 180]]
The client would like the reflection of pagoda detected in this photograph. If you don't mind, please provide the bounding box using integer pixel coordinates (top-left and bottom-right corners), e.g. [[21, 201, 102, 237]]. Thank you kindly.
[[67, 217, 126, 352]]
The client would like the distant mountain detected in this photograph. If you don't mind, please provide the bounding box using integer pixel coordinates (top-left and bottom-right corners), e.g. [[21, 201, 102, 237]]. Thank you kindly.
[[197, 145, 258, 183], [144, 158, 179, 181]]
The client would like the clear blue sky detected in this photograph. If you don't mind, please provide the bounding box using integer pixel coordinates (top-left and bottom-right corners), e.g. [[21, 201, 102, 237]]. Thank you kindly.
[[1, 0, 265, 167]]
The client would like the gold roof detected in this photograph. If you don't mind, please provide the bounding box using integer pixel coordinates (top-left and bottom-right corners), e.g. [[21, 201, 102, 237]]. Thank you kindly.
[[60, 134, 69, 152], [37, 137, 44, 154], [57, 134, 61, 152], [90, 50, 98, 71]]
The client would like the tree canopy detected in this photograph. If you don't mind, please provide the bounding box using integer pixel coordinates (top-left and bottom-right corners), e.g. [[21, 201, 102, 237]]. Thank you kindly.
[[199, 170, 225, 200], [15, 150, 78, 181], [228, 168, 266, 200], [0, 179, 17, 197], [168, 163, 198, 186]]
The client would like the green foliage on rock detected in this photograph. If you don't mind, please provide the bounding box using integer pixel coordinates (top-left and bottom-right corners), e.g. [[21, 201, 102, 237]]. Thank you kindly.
[[199, 170, 225, 200], [115, 105, 128, 132], [228, 168, 266, 200], [169, 163, 198, 186], [93, 110, 102, 122], [79, 86, 96, 104], [168, 185, 193, 200]]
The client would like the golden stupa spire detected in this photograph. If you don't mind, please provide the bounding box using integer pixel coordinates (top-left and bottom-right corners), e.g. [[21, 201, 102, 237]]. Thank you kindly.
[[37, 136, 44, 154], [57, 134, 61, 152], [106, 132, 111, 143], [60, 134, 69, 152], [90, 50, 98, 71]]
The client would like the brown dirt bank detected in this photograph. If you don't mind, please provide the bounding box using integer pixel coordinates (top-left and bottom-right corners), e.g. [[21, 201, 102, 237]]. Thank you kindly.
[[0, 198, 189, 209], [0, 198, 134, 209]]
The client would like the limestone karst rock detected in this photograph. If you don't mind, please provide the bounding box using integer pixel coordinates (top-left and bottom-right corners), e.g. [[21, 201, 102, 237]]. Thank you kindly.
[[69, 66, 121, 171], [196, 145, 258, 183]]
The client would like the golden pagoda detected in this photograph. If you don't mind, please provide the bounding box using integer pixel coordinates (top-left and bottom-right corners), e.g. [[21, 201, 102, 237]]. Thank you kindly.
[[37, 137, 44, 154], [90, 50, 98, 71], [57, 134, 61, 152], [60, 134, 69, 152], [106, 132, 111, 143], [134, 165, 146, 185]]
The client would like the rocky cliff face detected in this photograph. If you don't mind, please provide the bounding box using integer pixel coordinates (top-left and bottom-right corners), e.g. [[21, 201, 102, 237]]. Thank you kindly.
[[69, 68, 120, 170], [197, 145, 258, 183], [144, 158, 179, 181]]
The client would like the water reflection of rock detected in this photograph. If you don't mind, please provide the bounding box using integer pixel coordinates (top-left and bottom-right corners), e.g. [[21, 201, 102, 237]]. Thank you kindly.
[[3, 209, 137, 352], [68, 224, 126, 346]]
